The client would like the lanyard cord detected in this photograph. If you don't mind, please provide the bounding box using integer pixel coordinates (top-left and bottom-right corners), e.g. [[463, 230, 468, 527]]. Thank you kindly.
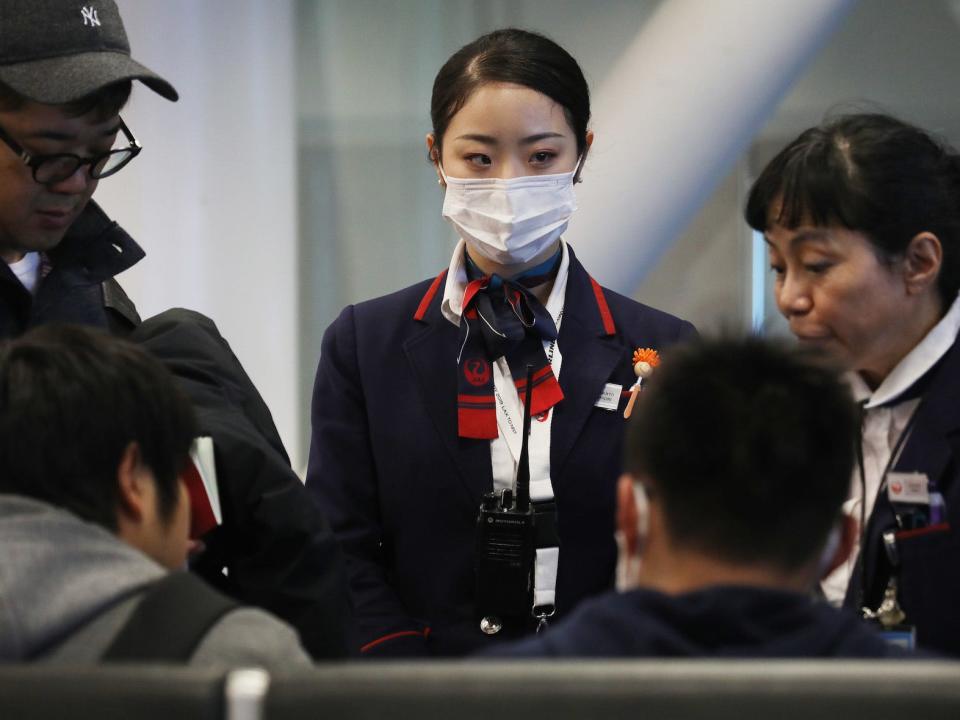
[[546, 308, 563, 365], [855, 400, 922, 609], [855, 401, 868, 575]]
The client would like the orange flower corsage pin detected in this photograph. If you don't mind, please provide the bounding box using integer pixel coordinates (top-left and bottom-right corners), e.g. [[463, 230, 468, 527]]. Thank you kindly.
[[623, 348, 660, 419]]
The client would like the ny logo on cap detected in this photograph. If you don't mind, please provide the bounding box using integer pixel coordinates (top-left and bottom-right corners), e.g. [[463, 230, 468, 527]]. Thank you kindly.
[[81, 6, 101, 28]]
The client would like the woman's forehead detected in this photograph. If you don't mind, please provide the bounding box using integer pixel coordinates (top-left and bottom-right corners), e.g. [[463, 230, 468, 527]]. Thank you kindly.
[[765, 222, 873, 258], [445, 82, 573, 140]]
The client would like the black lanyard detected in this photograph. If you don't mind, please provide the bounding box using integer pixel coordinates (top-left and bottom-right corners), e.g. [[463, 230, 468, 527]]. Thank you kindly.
[[854, 399, 922, 609]]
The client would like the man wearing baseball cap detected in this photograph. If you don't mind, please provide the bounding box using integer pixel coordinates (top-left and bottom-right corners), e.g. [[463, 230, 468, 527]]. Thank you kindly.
[[0, 0, 177, 334], [0, 1, 353, 659]]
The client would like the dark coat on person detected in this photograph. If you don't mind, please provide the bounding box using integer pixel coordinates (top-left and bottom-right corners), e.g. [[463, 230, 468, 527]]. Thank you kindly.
[[487, 586, 903, 658], [306, 246, 697, 656], [0, 201, 142, 339], [132, 310, 353, 659], [846, 334, 960, 656], [1, 202, 352, 659]]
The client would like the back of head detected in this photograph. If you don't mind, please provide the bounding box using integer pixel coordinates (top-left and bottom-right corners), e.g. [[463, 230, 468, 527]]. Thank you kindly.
[[745, 112, 960, 306], [430, 28, 591, 155], [0, 325, 196, 530], [625, 336, 857, 571], [0, 0, 178, 113]]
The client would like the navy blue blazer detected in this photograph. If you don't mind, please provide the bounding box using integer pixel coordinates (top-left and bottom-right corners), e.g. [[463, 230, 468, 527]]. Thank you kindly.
[[306, 247, 697, 656], [846, 333, 960, 655]]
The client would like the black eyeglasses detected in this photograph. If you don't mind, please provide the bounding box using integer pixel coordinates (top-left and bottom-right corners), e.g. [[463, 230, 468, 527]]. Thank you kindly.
[[0, 117, 141, 186]]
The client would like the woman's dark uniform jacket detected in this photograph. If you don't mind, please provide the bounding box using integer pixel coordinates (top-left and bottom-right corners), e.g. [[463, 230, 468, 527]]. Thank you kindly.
[[847, 333, 960, 656], [307, 245, 697, 656], [0, 201, 352, 659]]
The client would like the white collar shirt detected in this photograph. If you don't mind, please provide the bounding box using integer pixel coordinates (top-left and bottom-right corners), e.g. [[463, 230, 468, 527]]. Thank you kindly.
[[8, 252, 41, 295]]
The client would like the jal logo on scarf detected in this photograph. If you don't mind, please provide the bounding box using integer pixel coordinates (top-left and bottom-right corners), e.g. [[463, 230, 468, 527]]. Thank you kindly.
[[464, 358, 490, 387]]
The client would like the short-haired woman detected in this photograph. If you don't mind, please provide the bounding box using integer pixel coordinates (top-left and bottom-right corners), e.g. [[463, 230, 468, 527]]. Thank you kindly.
[[746, 112, 960, 655]]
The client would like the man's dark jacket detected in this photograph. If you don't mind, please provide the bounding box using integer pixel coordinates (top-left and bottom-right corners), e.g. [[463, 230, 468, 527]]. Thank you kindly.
[[0, 201, 351, 658], [0, 202, 143, 337], [487, 586, 905, 658]]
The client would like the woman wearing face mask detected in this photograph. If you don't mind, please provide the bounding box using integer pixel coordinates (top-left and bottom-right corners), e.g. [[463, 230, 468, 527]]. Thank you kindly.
[[306, 28, 696, 658], [746, 113, 960, 656]]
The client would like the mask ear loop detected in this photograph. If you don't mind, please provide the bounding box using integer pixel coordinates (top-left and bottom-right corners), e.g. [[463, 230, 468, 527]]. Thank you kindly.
[[615, 481, 650, 593], [634, 482, 650, 543], [476, 304, 508, 339], [432, 147, 448, 186], [572, 147, 589, 184], [817, 524, 842, 578], [456, 319, 471, 364]]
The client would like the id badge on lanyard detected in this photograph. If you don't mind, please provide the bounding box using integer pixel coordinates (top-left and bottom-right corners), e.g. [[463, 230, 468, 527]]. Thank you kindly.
[[861, 406, 945, 651], [872, 470, 950, 651], [492, 309, 563, 622], [493, 307, 563, 500], [859, 411, 918, 641]]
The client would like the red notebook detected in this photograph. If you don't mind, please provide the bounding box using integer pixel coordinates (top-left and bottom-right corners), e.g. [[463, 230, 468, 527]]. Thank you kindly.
[[183, 437, 221, 539]]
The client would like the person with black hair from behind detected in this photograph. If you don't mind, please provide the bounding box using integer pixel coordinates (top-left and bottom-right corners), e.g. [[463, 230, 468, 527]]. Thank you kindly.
[[746, 113, 960, 655], [489, 336, 906, 658], [0, 325, 312, 667]]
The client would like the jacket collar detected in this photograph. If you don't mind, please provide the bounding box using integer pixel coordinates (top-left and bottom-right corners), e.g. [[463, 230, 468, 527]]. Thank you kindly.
[[405, 244, 622, 507], [47, 200, 145, 283], [438, 239, 571, 328], [418, 243, 614, 337], [848, 292, 960, 409], [893, 333, 960, 480], [1, 201, 144, 303], [548, 247, 622, 478]]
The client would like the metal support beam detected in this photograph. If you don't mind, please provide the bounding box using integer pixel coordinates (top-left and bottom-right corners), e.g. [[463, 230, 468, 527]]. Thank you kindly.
[[571, 0, 857, 294]]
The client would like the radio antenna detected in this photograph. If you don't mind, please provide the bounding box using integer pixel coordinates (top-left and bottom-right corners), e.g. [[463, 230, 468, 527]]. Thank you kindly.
[[515, 364, 534, 513]]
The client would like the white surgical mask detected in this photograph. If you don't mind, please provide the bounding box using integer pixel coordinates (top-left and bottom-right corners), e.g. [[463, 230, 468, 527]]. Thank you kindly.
[[440, 161, 580, 265]]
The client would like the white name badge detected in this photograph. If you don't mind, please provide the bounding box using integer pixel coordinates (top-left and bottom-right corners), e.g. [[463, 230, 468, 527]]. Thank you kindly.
[[595, 383, 622, 411], [887, 472, 930, 505]]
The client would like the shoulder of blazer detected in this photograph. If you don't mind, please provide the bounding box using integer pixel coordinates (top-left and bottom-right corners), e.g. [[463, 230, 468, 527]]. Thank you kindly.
[[565, 246, 694, 341], [910, 333, 960, 438], [351, 274, 444, 321], [599, 282, 693, 336], [888, 332, 960, 494]]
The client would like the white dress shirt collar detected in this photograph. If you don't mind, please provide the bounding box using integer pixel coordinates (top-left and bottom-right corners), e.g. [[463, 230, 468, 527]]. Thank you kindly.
[[439, 239, 570, 327], [847, 292, 960, 408]]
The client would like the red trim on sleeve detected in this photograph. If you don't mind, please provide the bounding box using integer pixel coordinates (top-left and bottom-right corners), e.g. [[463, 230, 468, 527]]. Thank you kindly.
[[589, 276, 616, 335], [360, 628, 431, 654], [413, 270, 448, 321], [895, 522, 951, 541]]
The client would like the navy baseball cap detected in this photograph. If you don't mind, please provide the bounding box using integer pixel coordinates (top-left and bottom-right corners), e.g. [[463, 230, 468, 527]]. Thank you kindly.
[[0, 0, 178, 104]]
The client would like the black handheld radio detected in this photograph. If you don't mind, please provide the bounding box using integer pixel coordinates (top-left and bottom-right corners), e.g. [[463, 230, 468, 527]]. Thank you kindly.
[[475, 364, 536, 631]]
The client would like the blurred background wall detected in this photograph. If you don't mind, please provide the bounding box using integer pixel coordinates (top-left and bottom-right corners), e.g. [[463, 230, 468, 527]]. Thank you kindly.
[[101, 0, 960, 471]]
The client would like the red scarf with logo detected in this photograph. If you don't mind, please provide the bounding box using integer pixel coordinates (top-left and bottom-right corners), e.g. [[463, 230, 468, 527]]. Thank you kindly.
[[457, 259, 564, 439]]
